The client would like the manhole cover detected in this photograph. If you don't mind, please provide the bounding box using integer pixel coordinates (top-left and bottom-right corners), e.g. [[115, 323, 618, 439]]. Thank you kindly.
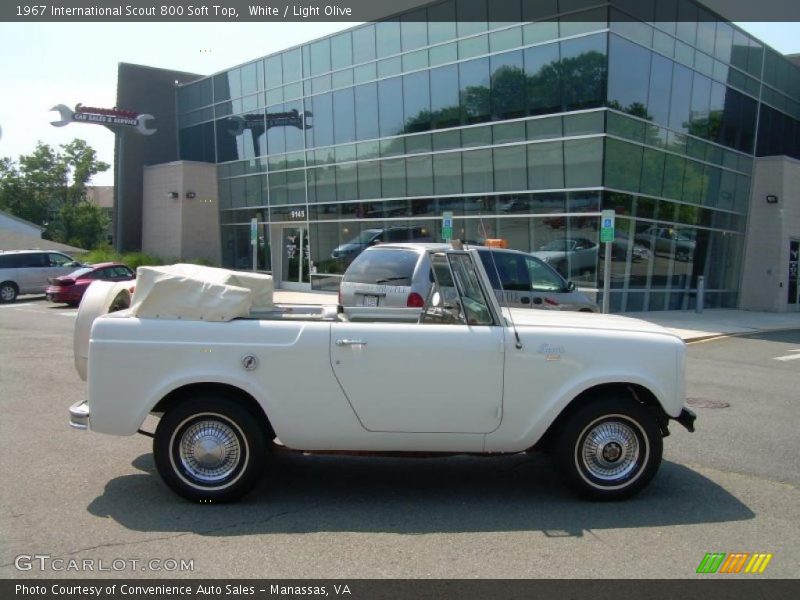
[[686, 397, 730, 409]]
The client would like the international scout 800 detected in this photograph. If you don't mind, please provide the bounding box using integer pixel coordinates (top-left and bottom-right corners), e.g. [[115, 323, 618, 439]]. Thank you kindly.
[[69, 249, 695, 502]]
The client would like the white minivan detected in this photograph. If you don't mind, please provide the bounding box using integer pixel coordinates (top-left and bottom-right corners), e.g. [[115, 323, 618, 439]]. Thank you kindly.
[[339, 244, 598, 312], [0, 250, 80, 302]]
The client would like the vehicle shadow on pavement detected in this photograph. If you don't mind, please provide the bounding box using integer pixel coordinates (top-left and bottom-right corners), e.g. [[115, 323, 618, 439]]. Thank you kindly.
[[6, 295, 45, 305], [87, 452, 754, 537]]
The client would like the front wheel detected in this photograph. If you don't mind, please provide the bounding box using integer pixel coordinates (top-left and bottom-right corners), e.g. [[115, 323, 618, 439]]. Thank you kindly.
[[553, 397, 663, 501], [154, 397, 267, 503], [0, 282, 18, 303]]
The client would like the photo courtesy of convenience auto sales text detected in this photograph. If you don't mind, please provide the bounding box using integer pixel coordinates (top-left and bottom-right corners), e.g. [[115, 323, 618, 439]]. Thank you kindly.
[[14, 584, 352, 596]]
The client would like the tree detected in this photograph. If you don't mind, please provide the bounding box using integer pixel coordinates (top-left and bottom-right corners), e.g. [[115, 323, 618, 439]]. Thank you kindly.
[[48, 201, 110, 250], [0, 139, 110, 249]]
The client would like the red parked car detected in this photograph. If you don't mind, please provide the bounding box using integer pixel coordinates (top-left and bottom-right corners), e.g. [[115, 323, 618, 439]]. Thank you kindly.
[[46, 262, 136, 307]]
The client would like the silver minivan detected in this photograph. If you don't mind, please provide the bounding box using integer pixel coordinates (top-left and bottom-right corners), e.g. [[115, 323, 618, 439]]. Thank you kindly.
[[339, 243, 598, 312], [0, 250, 80, 302]]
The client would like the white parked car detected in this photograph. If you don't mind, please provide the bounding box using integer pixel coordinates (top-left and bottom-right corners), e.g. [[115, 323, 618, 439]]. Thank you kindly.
[[70, 253, 695, 503], [0, 250, 80, 302], [533, 238, 598, 276], [339, 244, 598, 312]]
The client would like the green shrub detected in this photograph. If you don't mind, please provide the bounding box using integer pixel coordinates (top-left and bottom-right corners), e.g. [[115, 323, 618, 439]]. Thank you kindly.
[[80, 244, 117, 265], [80, 245, 215, 271], [120, 252, 164, 270]]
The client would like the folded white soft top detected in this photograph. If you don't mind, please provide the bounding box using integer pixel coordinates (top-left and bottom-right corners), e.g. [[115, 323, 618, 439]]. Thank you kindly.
[[129, 264, 274, 321]]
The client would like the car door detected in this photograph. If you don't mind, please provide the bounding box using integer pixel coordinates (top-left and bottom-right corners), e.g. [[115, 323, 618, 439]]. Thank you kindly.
[[480, 251, 539, 309], [47, 252, 75, 282], [108, 266, 134, 281], [525, 255, 567, 307], [331, 253, 505, 434], [15, 253, 38, 292]]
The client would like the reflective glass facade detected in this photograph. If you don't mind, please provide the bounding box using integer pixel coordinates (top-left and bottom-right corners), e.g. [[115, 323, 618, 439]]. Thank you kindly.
[[176, 0, 800, 311]]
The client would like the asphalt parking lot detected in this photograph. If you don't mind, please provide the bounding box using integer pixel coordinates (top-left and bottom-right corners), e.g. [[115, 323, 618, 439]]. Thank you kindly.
[[0, 297, 798, 579]]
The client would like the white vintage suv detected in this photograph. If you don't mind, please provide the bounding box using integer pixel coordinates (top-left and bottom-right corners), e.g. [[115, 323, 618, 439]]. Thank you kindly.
[[70, 249, 695, 503]]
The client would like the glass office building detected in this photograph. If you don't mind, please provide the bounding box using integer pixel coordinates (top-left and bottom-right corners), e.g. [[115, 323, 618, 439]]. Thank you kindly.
[[175, 0, 800, 311]]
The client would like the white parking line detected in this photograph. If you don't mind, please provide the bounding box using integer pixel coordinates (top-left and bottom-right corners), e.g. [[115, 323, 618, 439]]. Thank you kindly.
[[59, 312, 77, 317], [774, 350, 800, 362]]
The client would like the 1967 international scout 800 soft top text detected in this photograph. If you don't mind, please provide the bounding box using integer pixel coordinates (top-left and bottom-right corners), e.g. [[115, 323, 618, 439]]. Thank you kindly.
[[69, 248, 695, 503]]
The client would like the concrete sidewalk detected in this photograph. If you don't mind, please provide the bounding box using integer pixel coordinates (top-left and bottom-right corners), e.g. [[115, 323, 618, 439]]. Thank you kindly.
[[273, 289, 800, 342], [622, 308, 800, 342]]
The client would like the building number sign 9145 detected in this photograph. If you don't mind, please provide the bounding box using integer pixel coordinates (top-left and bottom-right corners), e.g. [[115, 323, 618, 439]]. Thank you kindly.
[[290, 209, 306, 221]]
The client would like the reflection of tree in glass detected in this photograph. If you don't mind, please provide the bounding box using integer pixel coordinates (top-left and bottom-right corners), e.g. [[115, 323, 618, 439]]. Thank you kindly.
[[554, 51, 607, 111], [401, 50, 607, 133], [491, 65, 526, 119]]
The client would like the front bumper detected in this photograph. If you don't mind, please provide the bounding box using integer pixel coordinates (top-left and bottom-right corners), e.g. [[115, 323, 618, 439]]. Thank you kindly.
[[674, 407, 696, 432], [69, 400, 90, 430]]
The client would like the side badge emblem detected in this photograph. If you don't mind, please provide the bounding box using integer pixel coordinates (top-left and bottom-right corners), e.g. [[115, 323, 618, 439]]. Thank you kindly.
[[537, 343, 565, 361], [242, 355, 259, 371]]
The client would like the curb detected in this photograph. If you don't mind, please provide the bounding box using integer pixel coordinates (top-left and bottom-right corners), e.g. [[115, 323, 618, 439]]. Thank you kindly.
[[683, 326, 800, 345]]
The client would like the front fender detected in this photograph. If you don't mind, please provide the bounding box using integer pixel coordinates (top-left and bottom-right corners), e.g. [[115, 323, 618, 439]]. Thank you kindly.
[[486, 369, 678, 453]]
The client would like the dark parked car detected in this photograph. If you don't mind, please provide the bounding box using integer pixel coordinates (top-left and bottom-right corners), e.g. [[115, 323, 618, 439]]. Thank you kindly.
[[330, 226, 434, 260], [46, 263, 135, 306]]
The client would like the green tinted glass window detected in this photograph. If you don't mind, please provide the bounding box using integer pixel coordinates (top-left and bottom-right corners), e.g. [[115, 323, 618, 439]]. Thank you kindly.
[[493, 145, 527, 192], [564, 138, 603, 188], [528, 141, 564, 190], [605, 138, 643, 192], [407, 154, 434, 196], [462, 149, 494, 193]]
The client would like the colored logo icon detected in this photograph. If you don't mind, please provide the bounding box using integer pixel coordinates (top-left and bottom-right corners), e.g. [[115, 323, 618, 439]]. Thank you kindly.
[[696, 552, 773, 574]]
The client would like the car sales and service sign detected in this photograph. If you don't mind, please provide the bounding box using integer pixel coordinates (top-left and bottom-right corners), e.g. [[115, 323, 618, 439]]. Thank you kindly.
[[50, 103, 157, 135]]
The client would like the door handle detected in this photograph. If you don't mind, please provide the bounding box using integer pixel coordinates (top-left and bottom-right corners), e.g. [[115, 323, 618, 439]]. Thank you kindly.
[[336, 339, 367, 347]]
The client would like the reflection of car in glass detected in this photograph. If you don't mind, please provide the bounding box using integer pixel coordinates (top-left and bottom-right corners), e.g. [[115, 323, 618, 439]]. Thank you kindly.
[[339, 243, 598, 312], [46, 263, 136, 307], [599, 230, 651, 263], [532, 238, 598, 276], [71, 250, 694, 503], [330, 226, 433, 259], [0, 250, 81, 303], [635, 227, 696, 261]]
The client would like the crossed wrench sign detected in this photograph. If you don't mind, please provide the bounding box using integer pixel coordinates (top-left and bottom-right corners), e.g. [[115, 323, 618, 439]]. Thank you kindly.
[[50, 104, 157, 135]]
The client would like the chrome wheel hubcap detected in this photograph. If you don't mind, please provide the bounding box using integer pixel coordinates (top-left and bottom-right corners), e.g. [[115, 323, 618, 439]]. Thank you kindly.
[[1, 286, 14, 301], [580, 420, 640, 481], [178, 420, 241, 483]]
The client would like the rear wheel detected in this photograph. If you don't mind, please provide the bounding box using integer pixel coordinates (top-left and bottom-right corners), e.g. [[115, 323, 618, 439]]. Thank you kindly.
[[108, 290, 131, 312], [0, 282, 18, 303], [553, 396, 663, 500], [154, 396, 267, 503]]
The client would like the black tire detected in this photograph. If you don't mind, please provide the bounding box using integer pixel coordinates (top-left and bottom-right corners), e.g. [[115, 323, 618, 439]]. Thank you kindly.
[[108, 290, 131, 312], [0, 281, 18, 303], [553, 396, 663, 501], [154, 396, 267, 503]]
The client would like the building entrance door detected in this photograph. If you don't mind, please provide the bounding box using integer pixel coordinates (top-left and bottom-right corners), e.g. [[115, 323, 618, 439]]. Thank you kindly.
[[281, 227, 310, 290], [789, 239, 799, 311]]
